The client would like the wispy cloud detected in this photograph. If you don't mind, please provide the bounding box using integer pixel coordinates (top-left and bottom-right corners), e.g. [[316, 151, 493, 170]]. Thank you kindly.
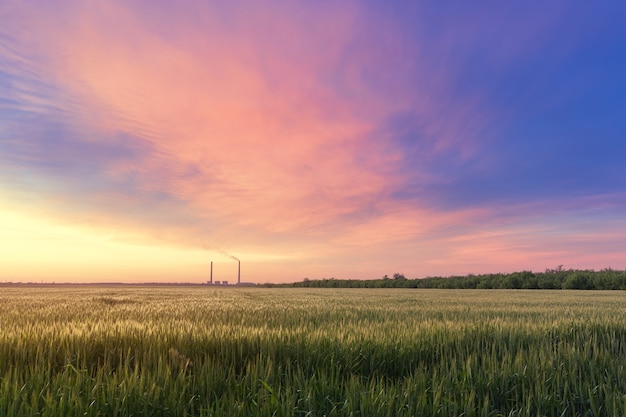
[[1, 1, 625, 281]]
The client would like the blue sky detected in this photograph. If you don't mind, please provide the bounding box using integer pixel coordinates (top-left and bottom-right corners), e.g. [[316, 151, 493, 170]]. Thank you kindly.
[[1, 1, 625, 282]]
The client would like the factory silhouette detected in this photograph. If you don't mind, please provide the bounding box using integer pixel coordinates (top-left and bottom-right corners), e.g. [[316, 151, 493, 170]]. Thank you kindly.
[[207, 260, 255, 286]]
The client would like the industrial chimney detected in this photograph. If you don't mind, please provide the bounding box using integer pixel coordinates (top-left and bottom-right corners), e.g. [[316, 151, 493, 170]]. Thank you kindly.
[[210, 261, 213, 285], [237, 260, 241, 285]]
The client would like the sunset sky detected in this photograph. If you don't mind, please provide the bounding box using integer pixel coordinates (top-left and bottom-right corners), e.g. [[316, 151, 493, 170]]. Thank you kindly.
[[1, 1, 625, 283]]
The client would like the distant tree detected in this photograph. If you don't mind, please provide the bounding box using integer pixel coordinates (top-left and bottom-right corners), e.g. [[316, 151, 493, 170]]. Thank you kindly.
[[506, 273, 523, 289], [271, 267, 626, 290], [562, 271, 595, 290], [477, 279, 493, 289]]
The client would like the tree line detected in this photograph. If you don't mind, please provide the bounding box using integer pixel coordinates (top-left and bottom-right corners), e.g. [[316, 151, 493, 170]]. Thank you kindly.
[[273, 267, 626, 290]]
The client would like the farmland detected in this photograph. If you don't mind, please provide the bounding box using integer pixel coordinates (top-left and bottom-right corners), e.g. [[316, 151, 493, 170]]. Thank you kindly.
[[0, 287, 624, 416]]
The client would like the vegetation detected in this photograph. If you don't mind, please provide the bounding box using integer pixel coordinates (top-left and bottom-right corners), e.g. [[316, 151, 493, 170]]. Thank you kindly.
[[0, 287, 625, 416], [284, 267, 626, 289]]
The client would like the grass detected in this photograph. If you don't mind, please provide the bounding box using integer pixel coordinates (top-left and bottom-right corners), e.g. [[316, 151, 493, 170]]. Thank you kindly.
[[0, 287, 624, 416]]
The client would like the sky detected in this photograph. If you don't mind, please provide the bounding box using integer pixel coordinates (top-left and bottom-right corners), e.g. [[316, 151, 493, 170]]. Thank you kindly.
[[1, 1, 625, 284]]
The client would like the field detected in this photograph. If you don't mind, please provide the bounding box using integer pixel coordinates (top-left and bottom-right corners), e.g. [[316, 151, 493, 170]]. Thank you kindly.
[[0, 287, 624, 416]]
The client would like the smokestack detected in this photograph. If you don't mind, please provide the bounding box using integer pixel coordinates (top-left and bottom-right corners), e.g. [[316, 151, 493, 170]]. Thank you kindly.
[[210, 261, 213, 285], [238, 260, 241, 285]]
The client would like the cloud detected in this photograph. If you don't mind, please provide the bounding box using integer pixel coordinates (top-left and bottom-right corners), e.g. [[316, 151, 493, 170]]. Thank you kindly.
[[2, 1, 626, 281], [3, 1, 420, 236]]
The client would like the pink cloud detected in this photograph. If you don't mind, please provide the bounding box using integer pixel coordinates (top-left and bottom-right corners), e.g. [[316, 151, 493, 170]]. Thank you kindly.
[[8, 2, 415, 236], [5, 1, 623, 283]]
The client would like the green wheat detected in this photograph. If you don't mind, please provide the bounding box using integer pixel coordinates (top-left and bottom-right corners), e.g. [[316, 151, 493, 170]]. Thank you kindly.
[[0, 287, 624, 416]]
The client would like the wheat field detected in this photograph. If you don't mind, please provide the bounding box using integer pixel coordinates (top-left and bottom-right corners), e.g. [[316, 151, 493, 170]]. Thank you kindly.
[[0, 286, 624, 416]]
